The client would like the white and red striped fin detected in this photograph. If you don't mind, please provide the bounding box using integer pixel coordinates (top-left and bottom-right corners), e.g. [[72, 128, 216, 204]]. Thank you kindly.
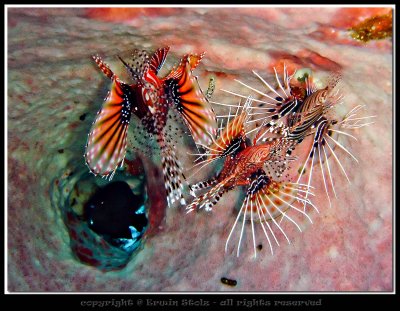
[[225, 174, 318, 258], [296, 114, 365, 208], [166, 58, 218, 147], [190, 178, 218, 192], [221, 64, 295, 110], [92, 55, 115, 80], [186, 177, 231, 213], [208, 96, 253, 159], [150, 46, 170, 75], [84, 77, 134, 179], [158, 133, 194, 207], [164, 52, 205, 81]]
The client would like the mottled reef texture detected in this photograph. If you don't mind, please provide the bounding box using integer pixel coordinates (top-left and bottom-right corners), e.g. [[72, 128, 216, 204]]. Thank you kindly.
[[7, 7, 392, 291]]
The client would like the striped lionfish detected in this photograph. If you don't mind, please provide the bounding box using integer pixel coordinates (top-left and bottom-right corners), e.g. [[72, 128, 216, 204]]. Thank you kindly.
[[187, 64, 374, 258], [84, 46, 218, 207], [222, 65, 375, 207], [186, 97, 318, 257]]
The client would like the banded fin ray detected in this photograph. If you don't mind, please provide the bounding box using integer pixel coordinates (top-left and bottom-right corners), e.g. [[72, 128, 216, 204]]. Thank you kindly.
[[92, 55, 115, 79], [226, 174, 317, 257], [186, 176, 232, 213], [85, 77, 134, 179], [167, 59, 218, 147], [150, 46, 170, 75], [206, 96, 253, 159], [158, 133, 193, 207], [164, 52, 205, 81]]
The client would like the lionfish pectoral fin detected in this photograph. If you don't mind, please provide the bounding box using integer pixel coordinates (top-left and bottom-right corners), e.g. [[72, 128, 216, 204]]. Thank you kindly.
[[84, 77, 133, 178], [253, 181, 299, 222], [150, 46, 170, 75], [167, 60, 218, 147], [231, 176, 317, 256], [253, 124, 276, 144]]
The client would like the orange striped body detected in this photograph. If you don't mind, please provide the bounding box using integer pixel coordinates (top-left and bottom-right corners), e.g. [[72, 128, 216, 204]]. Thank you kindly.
[[217, 143, 275, 189]]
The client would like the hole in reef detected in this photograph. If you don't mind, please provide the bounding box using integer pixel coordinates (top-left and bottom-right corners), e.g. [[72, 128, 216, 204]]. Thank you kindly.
[[84, 180, 148, 253], [50, 160, 149, 271]]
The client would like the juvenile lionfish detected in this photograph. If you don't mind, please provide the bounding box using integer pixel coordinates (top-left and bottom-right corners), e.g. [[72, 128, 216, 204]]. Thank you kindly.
[[85, 46, 218, 207], [222, 66, 375, 207], [187, 97, 317, 257]]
